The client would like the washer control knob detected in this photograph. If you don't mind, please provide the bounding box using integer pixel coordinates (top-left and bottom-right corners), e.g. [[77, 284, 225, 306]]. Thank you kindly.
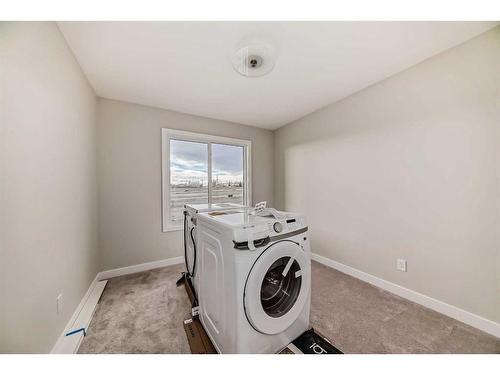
[[273, 222, 283, 233]]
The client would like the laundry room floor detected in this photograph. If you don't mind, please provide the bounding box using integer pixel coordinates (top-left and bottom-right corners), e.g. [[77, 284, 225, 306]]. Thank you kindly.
[[77, 262, 500, 354]]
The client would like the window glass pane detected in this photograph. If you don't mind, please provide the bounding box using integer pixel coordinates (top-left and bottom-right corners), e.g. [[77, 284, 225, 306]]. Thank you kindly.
[[170, 139, 208, 222], [211, 143, 244, 205]]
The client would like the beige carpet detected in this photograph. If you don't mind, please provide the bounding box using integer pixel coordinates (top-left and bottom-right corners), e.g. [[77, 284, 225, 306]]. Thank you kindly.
[[78, 261, 500, 354]]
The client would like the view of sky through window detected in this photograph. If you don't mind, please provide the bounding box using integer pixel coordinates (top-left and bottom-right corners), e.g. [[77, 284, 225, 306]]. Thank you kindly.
[[169, 139, 245, 221], [211, 143, 244, 186], [170, 139, 208, 186]]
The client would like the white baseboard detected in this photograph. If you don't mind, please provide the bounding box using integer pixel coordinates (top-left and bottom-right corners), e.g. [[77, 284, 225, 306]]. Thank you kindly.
[[51, 277, 107, 353], [311, 252, 500, 339], [51, 256, 184, 353], [97, 256, 184, 280]]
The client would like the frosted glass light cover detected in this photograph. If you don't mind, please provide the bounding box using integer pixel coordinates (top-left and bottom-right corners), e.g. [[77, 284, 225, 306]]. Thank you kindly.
[[231, 41, 276, 77]]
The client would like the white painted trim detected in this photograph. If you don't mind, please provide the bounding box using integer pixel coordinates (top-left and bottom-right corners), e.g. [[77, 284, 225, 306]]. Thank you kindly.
[[97, 256, 184, 280], [311, 253, 500, 338], [162, 128, 253, 148], [51, 278, 107, 353]]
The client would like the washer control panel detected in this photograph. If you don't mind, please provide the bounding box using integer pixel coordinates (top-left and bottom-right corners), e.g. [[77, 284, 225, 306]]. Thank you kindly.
[[231, 212, 307, 244], [273, 222, 284, 233], [268, 216, 305, 235], [284, 217, 302, 231]]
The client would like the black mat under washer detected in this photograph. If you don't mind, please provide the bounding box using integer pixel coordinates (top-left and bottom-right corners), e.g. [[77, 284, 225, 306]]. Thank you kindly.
[[291, 329, 343, 354]]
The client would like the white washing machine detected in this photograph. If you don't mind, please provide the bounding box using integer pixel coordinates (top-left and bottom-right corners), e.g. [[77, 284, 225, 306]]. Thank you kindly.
[[183, 203, 246, 295], [196, 208, 311, 353]]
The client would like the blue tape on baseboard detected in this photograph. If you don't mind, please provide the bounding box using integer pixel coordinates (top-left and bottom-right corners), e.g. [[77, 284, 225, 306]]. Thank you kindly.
[[65, 327, 86, 337]]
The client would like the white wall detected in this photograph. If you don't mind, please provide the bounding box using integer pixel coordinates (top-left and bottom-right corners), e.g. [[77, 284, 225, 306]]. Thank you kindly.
[[274, 27, 500, 323], [0, 22, 99, 352], [97, 98, 274, 270], [2, 21, 498, 352]]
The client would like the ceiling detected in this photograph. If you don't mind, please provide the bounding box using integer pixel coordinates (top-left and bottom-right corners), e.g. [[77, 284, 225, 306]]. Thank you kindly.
[[58, 21, 498, 130]]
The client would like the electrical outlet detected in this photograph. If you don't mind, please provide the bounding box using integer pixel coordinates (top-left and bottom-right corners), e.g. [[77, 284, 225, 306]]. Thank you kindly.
[[57, 293, 63, 314], [396, 258, 407, 272]]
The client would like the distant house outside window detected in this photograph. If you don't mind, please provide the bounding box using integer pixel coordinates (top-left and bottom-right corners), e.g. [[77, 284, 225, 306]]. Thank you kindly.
[[161, 128, 251, 231]]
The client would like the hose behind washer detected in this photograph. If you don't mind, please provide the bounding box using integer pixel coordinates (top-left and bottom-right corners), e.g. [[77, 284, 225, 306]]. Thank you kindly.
[[183, 211, 197, 277], [190, 226, 197, 277]]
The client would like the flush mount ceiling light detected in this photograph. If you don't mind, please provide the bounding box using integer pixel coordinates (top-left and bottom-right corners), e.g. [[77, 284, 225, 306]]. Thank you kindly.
[[231, 38, 276, 78]]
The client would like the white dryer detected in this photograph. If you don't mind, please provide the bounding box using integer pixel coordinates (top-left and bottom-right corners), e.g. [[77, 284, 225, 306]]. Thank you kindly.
[[196, 209, 311, 353], [183, 203, 246, 295]]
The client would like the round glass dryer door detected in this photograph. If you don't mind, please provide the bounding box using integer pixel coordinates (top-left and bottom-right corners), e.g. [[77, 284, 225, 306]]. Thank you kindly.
[[244, 241, 310, 335], [261, 257, 302, 318]]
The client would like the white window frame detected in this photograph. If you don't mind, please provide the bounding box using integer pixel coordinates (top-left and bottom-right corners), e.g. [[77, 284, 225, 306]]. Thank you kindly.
[[161, 128, 252, 232]]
